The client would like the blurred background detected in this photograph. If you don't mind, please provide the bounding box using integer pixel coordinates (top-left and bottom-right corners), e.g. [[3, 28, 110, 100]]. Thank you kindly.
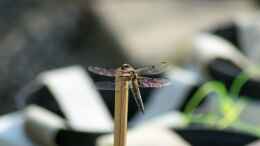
[[2, 0, 260, 146]]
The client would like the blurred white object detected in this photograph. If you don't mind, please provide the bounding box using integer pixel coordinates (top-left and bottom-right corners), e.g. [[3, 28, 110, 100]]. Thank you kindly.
[[96, 126, 190, 146], [0, 112, 35, 146], [191, 33, 260, 79], [191, 33, 250, 70], [37, 66, 113, 132], [24, 105, 66, 146]]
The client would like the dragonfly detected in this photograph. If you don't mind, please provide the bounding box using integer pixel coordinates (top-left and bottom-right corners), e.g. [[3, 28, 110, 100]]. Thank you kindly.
[[88, 63, 171, 113]]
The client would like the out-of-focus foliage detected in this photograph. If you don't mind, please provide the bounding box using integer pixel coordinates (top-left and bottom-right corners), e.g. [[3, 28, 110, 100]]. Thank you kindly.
[[183, 71, 260, 137]]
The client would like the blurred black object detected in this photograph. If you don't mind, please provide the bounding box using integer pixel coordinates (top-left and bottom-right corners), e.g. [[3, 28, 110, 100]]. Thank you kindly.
[[56, 129, 107, 146], [210, 22, 241, 51], [22, 86, 66, 118], [36, 124, 260, 146], [255, 0, 260, 6], [175, 128, 258, 146], [207, 58, 260, 99], [58, 128, 259, 146]]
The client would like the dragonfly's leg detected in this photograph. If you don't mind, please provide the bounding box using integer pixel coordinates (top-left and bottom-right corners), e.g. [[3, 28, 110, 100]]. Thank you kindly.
[[130, 80, 144, 113]]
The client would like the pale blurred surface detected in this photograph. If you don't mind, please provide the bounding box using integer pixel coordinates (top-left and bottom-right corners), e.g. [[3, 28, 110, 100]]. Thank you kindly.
[[91, 0, 257, 63]]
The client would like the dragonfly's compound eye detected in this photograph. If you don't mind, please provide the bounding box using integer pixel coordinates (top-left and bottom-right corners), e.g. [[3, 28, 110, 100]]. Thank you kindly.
[[121, 64, 130, 69]]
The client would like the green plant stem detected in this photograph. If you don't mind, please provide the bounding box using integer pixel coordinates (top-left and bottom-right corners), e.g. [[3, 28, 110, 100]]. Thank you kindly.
[[230, 72, 249, 98], [184, 81, 227, 114]]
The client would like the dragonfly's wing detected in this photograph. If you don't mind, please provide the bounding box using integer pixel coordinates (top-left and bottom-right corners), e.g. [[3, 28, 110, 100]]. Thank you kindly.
[[94, 77, 170, 90], [94, 81, 115, 90], [139, 77, 171, 88], [88, 66, 116, 77], [129, 80, 144, 113], [136, 62, 169, 76]]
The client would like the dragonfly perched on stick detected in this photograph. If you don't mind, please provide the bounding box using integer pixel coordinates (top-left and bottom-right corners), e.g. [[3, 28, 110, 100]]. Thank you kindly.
[[88, 63, 170, 146], [88, 63, 170, 113]]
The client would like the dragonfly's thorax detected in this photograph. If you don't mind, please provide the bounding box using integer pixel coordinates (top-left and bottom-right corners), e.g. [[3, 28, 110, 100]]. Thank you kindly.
[[118, 64, 137, 81]]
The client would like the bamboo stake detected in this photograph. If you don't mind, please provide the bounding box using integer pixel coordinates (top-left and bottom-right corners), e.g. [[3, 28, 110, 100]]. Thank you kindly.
[[114, 68, 129, 146]]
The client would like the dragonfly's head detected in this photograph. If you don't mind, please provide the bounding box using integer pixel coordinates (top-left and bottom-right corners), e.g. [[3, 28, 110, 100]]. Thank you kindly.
[[121, 64, 135, 71], [121, 64, 131, 69]]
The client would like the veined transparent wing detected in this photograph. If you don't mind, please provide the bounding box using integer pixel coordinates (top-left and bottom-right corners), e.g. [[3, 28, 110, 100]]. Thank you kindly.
[[94, 77, 170, 90], [136, 62, 169, 76], [138, 77, 171, 88], [88, 66, 116, 77]]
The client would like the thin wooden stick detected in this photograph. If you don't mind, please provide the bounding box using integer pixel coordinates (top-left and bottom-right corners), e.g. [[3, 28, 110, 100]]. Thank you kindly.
[[114, 69, 129, 146]]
